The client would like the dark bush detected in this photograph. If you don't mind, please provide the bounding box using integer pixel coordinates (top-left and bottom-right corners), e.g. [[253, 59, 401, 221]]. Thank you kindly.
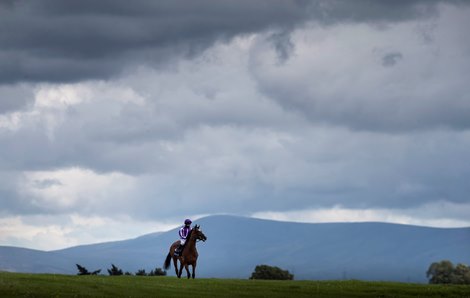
[[76, 264, 101, 275], [249, 264, 294, 280], [135, 269, 147, 276], [107, 264, 123, 276], [149, 267, 167, 276]]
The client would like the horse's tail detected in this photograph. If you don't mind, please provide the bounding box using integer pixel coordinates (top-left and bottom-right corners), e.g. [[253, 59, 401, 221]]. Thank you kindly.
[[163, 252, 172, 270]]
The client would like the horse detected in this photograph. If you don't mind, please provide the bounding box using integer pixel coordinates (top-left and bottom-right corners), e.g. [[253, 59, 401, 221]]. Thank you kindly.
[[163, 224, 207, 279]]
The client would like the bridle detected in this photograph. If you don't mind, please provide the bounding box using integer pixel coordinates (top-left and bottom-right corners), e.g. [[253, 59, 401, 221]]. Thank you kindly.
[[194, 230, 207, 242], [190, 225, 207, 243], [196, 236, 206, 242]]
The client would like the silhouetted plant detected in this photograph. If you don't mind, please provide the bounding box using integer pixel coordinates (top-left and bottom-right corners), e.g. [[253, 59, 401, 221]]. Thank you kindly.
[[76, 264, 101, 275], [136, 269, 147, 276], [149, 267, 167, 276], [107, 264, 123, 276], [91, 269, 102, 275]]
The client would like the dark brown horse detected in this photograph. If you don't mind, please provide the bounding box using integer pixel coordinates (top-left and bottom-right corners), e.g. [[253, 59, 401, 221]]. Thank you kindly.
[[163, 225, 207, 279]]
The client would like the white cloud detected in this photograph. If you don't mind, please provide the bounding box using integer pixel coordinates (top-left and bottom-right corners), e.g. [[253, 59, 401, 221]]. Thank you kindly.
[[0, 214, 180, 251], [0, 111, 22, 131], [34, 84, 92, 108], [20, 167, 136, 213], [252, 201, 470, 228]]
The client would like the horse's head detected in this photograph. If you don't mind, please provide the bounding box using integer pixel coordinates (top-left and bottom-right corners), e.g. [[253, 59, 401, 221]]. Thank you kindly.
[[192, 224, 207, 242]]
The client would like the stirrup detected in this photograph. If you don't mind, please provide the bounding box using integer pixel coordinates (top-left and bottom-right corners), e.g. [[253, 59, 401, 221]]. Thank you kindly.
[[174, 248, 181, 256]]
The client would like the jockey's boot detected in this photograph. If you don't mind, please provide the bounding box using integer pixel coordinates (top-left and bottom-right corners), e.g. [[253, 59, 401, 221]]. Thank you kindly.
[[174, 245, 183, 256]]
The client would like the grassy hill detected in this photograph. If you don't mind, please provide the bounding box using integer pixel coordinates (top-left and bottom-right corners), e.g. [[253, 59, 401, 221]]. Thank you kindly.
[[0, 272, 469, 298]]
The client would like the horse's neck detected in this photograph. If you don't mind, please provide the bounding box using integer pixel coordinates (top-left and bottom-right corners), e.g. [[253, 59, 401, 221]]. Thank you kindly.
[[186, 242, 196, 254], [185, 233, 197, 251]]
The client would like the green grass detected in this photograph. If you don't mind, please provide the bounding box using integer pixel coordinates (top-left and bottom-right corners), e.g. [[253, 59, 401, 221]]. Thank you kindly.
[[0, 272, 469, 297]]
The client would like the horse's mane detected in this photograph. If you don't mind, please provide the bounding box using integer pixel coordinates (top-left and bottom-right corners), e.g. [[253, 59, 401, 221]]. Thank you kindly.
[[181, 227, 194, 253], [186, 228, 194, 240]]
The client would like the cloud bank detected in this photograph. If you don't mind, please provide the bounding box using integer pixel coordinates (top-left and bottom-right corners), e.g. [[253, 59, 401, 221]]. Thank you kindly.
[[1, 1, 469, 250]]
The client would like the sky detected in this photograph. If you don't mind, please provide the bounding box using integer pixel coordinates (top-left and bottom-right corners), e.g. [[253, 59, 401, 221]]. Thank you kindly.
[[1, 0, 470, 251]]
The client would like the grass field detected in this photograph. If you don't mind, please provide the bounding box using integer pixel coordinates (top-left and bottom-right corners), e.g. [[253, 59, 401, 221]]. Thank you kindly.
[[1, 272, 469, 297]]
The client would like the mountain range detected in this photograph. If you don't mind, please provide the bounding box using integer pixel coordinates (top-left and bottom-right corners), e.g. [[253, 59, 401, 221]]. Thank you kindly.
[[1, 215, 469, 282]]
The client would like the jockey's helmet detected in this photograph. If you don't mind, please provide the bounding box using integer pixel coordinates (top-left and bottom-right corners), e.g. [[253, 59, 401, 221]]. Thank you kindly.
[[184, 219, 192, 225]]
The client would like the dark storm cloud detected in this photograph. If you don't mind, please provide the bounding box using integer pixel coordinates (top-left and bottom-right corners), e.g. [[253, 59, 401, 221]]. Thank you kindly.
[[0, 0, 457, 84], [382, 52, 403, 67], [268, 31, 295, 63]]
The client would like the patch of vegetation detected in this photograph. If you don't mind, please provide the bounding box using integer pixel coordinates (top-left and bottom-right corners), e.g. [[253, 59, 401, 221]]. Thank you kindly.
[[1, 272, 470, 297], [249, 264, 294, 280], [76, 263, 166, 277], [134, 268, 167, 276], [427, 260, 470, 284], [107, 264, 123, 276], [75, 264, 101, 276]]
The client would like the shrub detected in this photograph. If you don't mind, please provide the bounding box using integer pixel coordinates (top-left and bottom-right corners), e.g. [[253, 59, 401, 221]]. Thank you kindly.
[[149, 267, 167, 276], [107, 264, 123, 276], [76, 264, 101, 275], [427, 260, 470, 284], [135, 269, 147, 276], [249, 264, 294, 280]]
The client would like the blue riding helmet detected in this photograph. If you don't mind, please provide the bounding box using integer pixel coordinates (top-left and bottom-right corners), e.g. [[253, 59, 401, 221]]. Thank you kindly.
[[184, 219, 192, 225]]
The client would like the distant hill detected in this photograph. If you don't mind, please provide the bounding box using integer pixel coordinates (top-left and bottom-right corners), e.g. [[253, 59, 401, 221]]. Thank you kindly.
[[1, 215, 469, 282]]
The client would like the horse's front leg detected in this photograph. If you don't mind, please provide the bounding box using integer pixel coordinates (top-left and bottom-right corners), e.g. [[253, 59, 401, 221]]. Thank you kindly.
[[191, 262, 196, 279], [178, 261, 185, 278], [184, 264, 190, 279]]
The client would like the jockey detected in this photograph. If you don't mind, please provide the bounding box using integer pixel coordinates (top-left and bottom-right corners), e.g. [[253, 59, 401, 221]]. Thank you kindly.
[[174, 219, 192, 256]]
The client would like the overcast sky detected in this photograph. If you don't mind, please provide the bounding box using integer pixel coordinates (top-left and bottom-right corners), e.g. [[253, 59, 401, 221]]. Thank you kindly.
[[1, 0, 470, 250]]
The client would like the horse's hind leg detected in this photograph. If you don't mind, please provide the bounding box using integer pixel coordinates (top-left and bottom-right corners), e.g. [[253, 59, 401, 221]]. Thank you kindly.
[[174, 258, 180, 278]]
